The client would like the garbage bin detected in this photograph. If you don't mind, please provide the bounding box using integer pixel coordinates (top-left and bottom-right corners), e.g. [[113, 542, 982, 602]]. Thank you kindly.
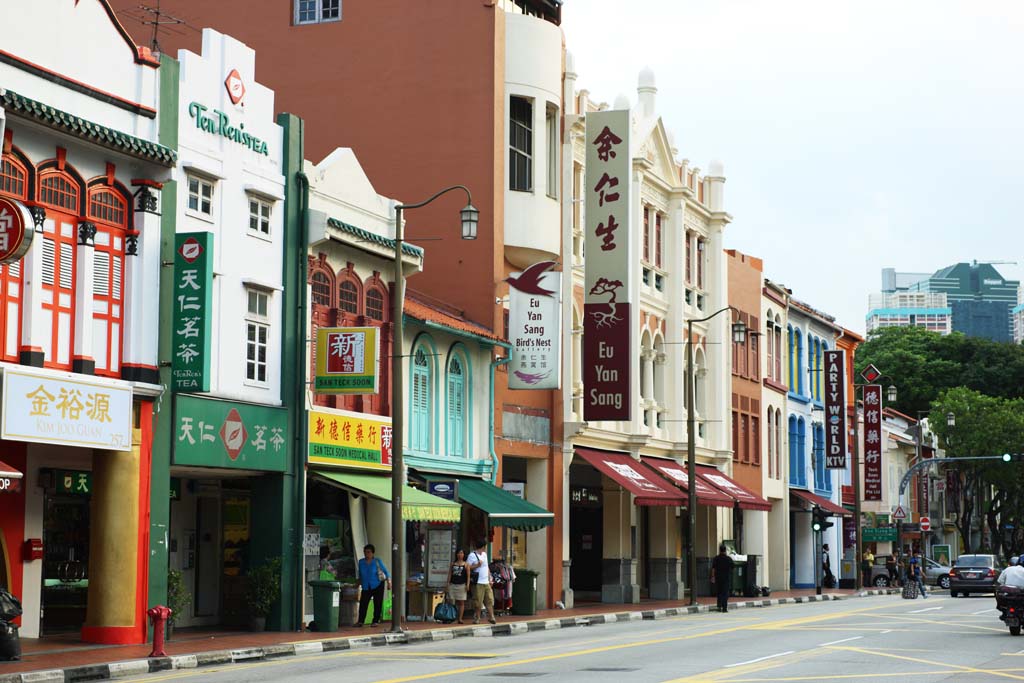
[[0, 620, 20, 661], [308, 580, 341, 632], [744, 556, 760, 597], [731, 561, 746, 595], [511, 569, 538, 616]]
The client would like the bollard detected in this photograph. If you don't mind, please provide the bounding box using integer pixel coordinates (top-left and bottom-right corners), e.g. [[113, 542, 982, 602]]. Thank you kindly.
[[147, 605, 173, 657]]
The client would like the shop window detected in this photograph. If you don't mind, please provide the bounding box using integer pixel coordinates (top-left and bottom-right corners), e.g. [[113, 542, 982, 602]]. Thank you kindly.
[[509, 96, 533, 192], [88, 187, 128, 377], [446, 354, 467, 457], [295, 0, 341, 24], [186, 175, 214, 217], [411, 345, 432, 452], [248, 196, 272, 237], [246, 289, 270, 384]]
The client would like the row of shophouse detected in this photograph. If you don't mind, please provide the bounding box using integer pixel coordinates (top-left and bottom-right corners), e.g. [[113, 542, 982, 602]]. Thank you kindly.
[[0, 0, 960, 644]]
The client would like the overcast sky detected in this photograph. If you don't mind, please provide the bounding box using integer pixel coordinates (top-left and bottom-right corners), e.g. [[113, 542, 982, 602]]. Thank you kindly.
[[562, 0, 1024, 334]]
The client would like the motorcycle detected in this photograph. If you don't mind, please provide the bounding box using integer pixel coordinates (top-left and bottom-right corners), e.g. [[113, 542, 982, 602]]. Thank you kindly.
[[996, 586, 1024, 636]]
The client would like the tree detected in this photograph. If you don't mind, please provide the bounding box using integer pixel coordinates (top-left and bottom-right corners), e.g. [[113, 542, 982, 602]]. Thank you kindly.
[[929, 388, 1024, 556]]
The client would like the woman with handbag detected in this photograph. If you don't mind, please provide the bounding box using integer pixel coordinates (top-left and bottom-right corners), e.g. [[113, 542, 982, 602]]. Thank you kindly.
[[355, 544, 391, 627], [446, 549, 471, 624]]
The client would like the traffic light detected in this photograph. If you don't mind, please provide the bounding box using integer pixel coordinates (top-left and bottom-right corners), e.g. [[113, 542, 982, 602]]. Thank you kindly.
[[812, 507, 834, 533]]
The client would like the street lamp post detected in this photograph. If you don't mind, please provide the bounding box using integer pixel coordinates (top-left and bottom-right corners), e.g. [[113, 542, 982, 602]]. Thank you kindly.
[[390, 186, 478, 632], [686, 307, 746, 606]]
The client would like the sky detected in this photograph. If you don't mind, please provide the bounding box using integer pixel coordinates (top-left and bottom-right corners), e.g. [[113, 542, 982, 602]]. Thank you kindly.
[[561, 0, 1024, 334]]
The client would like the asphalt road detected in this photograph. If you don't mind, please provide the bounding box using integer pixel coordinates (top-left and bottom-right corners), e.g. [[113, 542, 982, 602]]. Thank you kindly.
[[120, 591, 1024, 683]]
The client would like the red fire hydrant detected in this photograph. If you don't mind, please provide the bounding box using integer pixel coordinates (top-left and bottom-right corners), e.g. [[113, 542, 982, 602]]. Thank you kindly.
[[148, 606, 173, 657]]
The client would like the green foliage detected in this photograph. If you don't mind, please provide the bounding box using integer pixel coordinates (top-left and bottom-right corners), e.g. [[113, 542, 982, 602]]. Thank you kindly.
[[246, 557, 283, 618], [166, 568, 192, 626], [855, 327, 1024, 416]]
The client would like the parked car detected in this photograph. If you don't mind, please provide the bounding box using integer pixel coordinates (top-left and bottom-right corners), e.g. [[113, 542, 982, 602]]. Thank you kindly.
[[869, 555, 952, 589], [949, 554, 1001, 597]]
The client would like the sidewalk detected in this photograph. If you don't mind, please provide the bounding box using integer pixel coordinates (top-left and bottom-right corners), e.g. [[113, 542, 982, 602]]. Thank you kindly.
[[0, 588, 896, 682]]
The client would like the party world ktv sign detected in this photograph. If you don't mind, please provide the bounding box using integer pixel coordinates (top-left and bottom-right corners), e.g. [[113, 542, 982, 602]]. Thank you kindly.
[[823, 349, 848, 469]]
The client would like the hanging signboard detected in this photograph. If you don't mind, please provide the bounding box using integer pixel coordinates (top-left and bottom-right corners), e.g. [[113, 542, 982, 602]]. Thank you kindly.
[[863, 384, 883, 501], [508, 261, 561, 390], [1, 366, 133, 451], [583, 109, 632, 421], [173, 394, 289, 471], [314, 327, 380, 394], [172, 232, 214, 392], [307, 406, 393, 471], [0, 197, 34, 265], [823, 349, 848, 469]]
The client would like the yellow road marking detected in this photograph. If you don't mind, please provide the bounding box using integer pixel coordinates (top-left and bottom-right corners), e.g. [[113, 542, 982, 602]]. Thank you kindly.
[[825, 645, 1024, 681], [717, 671, 1010, 682]]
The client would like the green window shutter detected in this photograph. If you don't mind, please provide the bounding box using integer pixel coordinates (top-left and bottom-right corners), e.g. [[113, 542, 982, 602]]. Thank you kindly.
[[447, 357, 465, 456], [412, 348, 431, 451]]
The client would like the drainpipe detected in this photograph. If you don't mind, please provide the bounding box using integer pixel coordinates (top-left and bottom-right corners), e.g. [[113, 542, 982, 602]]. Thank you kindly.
[[489, 352, 512, 484], [293, 167, 310, 631]]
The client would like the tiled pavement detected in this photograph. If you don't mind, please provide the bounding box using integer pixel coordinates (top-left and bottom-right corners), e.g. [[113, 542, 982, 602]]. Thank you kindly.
[[0, 588, 898, 682]]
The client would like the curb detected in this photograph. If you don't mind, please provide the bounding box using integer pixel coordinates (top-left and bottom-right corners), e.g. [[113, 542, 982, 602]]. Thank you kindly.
[[0, 589, 899, 682]]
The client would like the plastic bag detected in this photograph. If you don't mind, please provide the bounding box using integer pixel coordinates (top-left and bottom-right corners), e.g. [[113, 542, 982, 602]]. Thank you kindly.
[[0, 591, 21, 621], [433, 600, 457, 624]]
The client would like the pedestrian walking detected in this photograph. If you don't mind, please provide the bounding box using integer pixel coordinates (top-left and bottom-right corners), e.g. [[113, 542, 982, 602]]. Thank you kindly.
[[885, 554, 898, 587], [861, 548, 874, 588], [910, 554, 928, 599], [355, 544, 391, 627], [822, 543, 835, 588], [710, 544, 734, 613], [468, 540, 496, 625], [447, 548, 471, 624]]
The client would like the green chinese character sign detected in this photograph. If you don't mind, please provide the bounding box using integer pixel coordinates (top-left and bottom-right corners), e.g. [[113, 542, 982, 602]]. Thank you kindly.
[[172, 233, 214, 391], [173, 395, 289, 471]]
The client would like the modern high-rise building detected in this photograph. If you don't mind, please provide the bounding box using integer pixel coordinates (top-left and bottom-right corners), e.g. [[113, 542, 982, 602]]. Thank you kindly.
[[869, 263, 1019, 342], [1013, 286, 1024, 345]]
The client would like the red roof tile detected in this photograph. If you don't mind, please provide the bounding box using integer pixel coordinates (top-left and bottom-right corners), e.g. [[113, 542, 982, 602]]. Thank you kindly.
[[405, 291, 506, 344]]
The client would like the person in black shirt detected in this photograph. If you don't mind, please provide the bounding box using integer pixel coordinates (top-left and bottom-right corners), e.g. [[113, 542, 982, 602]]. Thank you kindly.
[[710, 544, 734, 613], [447, 549, 471, 624]]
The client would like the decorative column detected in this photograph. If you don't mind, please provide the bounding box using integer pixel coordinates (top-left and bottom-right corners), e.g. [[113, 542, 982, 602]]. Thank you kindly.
[[72, 221, 96, 374], [601, 482, 638, 604], [648, 506, 682, 599], [121, 181, 162, 384]]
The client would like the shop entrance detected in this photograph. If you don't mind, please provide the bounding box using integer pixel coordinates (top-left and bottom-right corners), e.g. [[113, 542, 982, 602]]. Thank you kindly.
[[42, 493, 90, 634], [569, 462, 603, 596]]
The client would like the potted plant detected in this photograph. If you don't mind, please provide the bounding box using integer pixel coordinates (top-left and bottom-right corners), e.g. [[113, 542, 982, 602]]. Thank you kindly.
[[245, 557, 282, 631], [166, 569, 192, 640]]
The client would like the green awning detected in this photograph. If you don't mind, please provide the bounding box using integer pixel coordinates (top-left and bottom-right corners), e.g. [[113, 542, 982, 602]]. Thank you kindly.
[[456, 478, 554, 532], [312, 470, 461, 522]]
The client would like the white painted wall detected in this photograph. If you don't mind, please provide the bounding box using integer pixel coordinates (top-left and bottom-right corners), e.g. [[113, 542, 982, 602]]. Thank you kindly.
[[173, 29, 286, 404]]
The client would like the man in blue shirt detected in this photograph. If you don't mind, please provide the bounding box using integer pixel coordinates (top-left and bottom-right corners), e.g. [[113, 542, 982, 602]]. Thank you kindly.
[[355, 544, 391, 626]]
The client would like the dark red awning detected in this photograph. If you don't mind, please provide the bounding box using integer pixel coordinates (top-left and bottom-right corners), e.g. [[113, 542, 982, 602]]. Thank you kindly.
[[791, 489, 851, 517], [576, 448, 684, 506], [695, 465, 772, 511], [641, 457, 734, 508], [0, 459, 23, 494]]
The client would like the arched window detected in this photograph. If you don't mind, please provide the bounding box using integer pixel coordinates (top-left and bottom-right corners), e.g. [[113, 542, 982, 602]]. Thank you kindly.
[[88, 187, 128, 377], [797, 417, 807, 487], [787, 326, 795, 389], [0, 154, 28, 362], [366, 288, 386, 322], [788, 415, 799, 486], [446, 353, 467, 456], [37, 169, 81, 369], [311, 271, 332, 306], [411, 344, 432, 451], [775, 408, 783, 480], [795, 330, 804, 395], [1, 156, 28, 199], [767, 409, 774, 479], [339, 280, 359, 315]]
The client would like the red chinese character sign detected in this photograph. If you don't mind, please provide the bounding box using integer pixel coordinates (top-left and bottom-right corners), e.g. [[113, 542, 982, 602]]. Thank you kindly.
[[823, 349, 848, 469], [0, 197, 33, 265], [584, 110, 632, 421], [863, 384, 883, 501]]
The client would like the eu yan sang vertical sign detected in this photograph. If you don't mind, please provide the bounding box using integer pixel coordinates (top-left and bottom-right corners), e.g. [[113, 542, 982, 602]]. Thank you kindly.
[[583, 109, 631, 421]]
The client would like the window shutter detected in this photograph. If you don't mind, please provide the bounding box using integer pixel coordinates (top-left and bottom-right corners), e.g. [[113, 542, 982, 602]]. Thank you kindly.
[[113, 255, 122, 301], [9, 260, 19, 278], [42, 238, 56, 285], [59, 242, 73, 290], [93, 251, 110, 296]]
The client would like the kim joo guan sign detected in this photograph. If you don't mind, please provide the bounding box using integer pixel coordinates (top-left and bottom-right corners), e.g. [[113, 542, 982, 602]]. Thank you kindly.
[[823, 349, 848, 469]]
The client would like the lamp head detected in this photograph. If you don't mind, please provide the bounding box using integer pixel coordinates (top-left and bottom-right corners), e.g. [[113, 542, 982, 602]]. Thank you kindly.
[[731, 320, 747, 345], [460, 203, 479, 240], [946, 412, 955, 428], [886, 385, 897, 403]]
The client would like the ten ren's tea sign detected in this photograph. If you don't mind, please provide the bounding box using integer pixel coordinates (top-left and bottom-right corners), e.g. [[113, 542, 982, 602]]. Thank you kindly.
[[823, 349, 848, 469]]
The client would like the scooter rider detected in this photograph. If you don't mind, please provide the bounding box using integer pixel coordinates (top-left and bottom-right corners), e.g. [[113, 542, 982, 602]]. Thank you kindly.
[[998, 556, 1024, 588]]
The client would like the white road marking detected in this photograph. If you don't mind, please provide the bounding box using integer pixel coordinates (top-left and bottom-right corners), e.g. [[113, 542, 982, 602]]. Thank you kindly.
[[972, 608, 997, 615], [881, 629, 892, 634], [724, 651, 795, 668], [819, 636, 863, 646], [908, 606, 943, 613]]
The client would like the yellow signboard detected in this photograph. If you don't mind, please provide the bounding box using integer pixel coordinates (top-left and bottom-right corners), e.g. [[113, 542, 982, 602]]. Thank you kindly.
[[314, 327, 379, 394], [307, 407, 392, 471]]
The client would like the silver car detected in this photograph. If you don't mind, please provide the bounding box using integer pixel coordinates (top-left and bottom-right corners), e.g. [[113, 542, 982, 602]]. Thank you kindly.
[[870, 555, 952, 589]]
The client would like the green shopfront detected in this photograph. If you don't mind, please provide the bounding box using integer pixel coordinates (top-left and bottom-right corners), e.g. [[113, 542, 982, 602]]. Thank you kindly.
[[168, 395, 290, 628]]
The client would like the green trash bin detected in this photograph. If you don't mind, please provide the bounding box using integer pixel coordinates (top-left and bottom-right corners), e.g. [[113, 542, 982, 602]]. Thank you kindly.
[[308, 580, 341, 632], [731, 562, 746, 596], [511, 569, 538, 616]]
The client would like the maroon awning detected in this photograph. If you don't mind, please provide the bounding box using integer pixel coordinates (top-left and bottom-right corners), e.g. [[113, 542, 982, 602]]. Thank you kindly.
[[791, 489, 851, 517], [0, 459, 23, 494], [641, 457, 734, 508], [695, 465, 772, 512], [575, 448, 684, 506]]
